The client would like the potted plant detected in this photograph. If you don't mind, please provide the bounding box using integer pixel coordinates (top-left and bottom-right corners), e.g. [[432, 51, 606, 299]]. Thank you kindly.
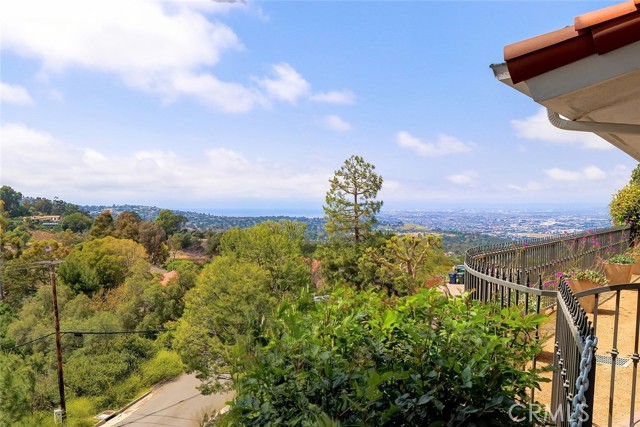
[[604, 254, 635, 284], [563, 269, 609, 313], [625, 247, 640, 276]]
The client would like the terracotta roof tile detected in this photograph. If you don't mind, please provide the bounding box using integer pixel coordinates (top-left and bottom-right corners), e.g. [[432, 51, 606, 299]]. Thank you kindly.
[[574, 1, 637, 30], [504, 27, 581, 61], [504, 0, 640, 84]]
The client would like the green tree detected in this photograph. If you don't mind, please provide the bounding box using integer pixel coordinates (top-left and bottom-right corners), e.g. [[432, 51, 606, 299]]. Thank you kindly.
[[114, 211, 142, 241], [174, 256, 273, 392], [59, 237, 148, 293], [60, 212, 93, 233], [0, 354, 35, 427], [26, 197, 53, 215], [324, 155, 383, 243], [2, 240, 68, 307], [0, 201, 8, 266], [90, 210, 115, 239], [610, 165, 640, 242], [360, 234, 448, 296], [168, 234, 183, 260], [138, 222, 168, 264], [219, 221, 310, 294], [0, 186, 25, 217], [154, 210, 187, 236], [631, 163, 640, 185]]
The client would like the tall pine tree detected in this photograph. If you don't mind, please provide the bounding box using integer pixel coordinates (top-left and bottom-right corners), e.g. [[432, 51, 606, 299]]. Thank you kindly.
[[324, 155, 383, 242]]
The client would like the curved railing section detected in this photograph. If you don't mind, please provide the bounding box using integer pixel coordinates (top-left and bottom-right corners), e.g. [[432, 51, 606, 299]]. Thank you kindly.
[[464, 226, 630, 311]]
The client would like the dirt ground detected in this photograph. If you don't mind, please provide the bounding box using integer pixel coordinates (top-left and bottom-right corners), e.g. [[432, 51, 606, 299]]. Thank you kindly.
[[536, 278, 640, 427]]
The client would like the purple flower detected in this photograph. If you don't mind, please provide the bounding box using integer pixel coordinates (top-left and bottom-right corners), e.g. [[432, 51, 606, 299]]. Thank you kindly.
[[556, 272, 563, 278]]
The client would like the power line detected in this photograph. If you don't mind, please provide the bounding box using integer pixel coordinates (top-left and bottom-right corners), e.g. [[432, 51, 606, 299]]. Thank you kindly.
[[63, 328, 174, 336], [4, 328, 174, 351], [4, 332, 57, 349]]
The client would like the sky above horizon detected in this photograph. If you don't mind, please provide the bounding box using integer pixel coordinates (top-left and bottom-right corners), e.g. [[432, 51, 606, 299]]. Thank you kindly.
[[1, 0, 636, 213]]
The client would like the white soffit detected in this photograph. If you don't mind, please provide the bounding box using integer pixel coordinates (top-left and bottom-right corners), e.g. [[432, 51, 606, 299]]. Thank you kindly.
[[492, 41, 640, 161]]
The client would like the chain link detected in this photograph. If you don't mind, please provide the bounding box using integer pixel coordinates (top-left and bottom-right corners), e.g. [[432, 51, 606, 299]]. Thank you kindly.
[[570, 335, 597, 427]]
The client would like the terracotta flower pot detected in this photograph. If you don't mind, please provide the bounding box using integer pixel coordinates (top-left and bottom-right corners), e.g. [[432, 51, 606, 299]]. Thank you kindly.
[[632, 257, 640, 276], [567, 279, 598, 313], [604, 263, 632, 284]]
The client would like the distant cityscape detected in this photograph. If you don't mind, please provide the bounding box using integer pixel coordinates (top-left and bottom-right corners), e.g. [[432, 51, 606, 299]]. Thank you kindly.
[[379, 208, 613, 239], [83, 204, 614, 240]]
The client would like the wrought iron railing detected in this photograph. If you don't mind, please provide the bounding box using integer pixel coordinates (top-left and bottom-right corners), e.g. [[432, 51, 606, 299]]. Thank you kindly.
[[569, 282, 640, 427], [464, 226, 634, 425], [464, 226, 630, 311], [552, 279, 596, 427]]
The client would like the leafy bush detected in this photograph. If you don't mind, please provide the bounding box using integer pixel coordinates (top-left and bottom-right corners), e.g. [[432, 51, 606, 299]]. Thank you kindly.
[[141, 350, 183, 386], [565, 269, 609, 286], [609, 254, 636, 265], [66, 397, 97, 427], [610, 183, 640, 241], [221, 287, 547, 426]]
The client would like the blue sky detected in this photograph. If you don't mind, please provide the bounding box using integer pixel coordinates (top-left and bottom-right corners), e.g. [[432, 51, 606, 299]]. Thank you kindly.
[[1, 0, 636, 213]]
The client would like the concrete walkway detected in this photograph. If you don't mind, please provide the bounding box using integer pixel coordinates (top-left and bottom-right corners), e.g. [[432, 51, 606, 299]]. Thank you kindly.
[[102, 374, 233, 427]]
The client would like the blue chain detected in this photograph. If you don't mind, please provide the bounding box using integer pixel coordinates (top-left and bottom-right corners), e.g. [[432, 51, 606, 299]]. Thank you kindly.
[[570, 335, 597, 427]]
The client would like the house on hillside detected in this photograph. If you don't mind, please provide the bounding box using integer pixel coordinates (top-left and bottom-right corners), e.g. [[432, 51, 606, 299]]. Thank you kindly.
[[26, 215, 61, 226]]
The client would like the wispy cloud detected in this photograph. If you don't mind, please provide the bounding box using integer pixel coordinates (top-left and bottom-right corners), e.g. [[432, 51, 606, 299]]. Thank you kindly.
[[396, 131, 473, 157], [310, 90, 356, 105], [0, 82, 33, 105], [512, 108, 611, 150], [447, 170, 478, 185], [507, 181, 542, 192], [544, 166, 607, 182], [1, 122, 330, 203], [322, 115, 352, 133]]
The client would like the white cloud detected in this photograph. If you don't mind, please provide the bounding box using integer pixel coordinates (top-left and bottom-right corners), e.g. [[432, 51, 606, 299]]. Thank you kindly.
[[512, 108, 612, 150], [545, 166, 607, 182], [0, 1, 267, 113], [612, 164, 631, 178], [0, 3, 353, 113], [508, 181, 542, 192], [0, 82, 33, 105], [396, 131, 473, 157], [310, 90, 356, 105], [322, 115, 352, 133], [0, 123, 329, 202], [255, 63, 310, 104], [447, 170, 478, 185], [168, 71, 267, 113]]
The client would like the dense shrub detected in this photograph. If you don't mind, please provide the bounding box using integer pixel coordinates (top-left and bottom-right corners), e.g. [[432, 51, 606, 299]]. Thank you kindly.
[[141, 350, 183, 386], [610, 182, 640, 241], [221, 288, 547, 426]]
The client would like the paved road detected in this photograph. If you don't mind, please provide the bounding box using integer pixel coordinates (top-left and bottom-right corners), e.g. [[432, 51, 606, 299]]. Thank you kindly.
[[103, 374, 234, 427]]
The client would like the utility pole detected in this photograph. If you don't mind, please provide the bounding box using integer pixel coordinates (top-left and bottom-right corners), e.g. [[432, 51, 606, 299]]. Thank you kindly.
[[35, 260, 66, 424], [51, 263, 66, 424], [0, 258, 4, 302]]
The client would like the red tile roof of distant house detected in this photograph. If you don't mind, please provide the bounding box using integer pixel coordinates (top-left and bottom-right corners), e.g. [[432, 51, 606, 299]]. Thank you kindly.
[[505, 0, 640, 83]]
